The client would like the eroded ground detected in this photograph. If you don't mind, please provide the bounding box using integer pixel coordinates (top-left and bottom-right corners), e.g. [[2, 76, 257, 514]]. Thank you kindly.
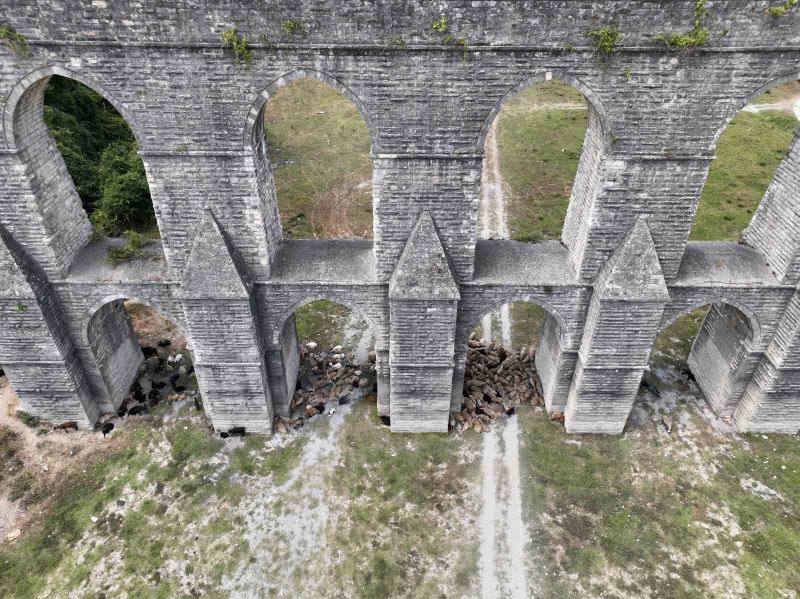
[[2, 351, 798, 598]]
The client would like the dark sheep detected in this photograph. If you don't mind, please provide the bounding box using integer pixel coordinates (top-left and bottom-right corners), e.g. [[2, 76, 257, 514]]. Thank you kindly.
[[101, 422, 114, 438], [152, 381, 167, 390], [169, 373, 180, 389], [379, 415, 391, 427], [148, 389, 160, 400], [141, 347, 159, 359], [194, 396, 203, 412], [227, 426, 246, 437], [127, 404, 147, 416], [54, 420, 78, 432], [640, 379, 661, 398]]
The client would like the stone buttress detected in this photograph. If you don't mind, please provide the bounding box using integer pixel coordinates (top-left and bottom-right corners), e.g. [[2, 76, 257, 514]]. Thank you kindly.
[[177, 210, 273, 433], [0, 227, 97, 427], [388, 212, 459, 433], [564, 219, 670, 433], [735, 290, 800, 433]]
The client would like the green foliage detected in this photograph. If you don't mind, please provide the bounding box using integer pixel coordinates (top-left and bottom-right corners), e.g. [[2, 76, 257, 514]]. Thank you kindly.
[[221, 27, 252, 64], [623, 68, 633, 81], [15, 411, 40, 428], [655, 0, 710, 49], [43, 76, 154, 236], [106, 230, 149, 265], [281, 19, 303, 35], [767, 0, 797, 16], [15, 302, 27, 313], [432, 15, 468, 60], [0, 24, 30, 57], [588, 25, 621, 55]]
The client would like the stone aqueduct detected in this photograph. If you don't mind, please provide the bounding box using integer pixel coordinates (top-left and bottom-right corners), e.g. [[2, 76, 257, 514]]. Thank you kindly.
[[1, 0, 800, 435]]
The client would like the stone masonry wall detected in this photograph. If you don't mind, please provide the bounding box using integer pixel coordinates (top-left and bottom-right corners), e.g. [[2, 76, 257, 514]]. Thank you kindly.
[[0, 1, 799, 433]]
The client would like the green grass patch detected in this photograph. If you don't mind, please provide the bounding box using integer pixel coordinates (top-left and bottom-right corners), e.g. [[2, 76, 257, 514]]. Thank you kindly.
[[691, 110, 797, 241], [495, 81, 587, 242], [265, 78, 373, 239], [0, 442, 151, 598], [326, 402, 481, 598], [518, 406, 800, 597]]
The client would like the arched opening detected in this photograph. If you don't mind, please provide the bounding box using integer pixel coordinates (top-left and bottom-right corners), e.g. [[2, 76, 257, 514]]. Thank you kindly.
[[480, 79, 589, 243], [458, 300, 567, 431], [691, 79, 799, 241], [86, 299, 197, 417], [634, 302, 756, 427], [274, 299, 378, 423], [261, 77, 373, 240], [9, 71, 159, 274]]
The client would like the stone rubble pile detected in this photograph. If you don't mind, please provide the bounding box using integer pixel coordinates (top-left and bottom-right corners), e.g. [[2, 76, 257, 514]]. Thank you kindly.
[[452, 335, 546, 433], [273, 342, 377, 433]]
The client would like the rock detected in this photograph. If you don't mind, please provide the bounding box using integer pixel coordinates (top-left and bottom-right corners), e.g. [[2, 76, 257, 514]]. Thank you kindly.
[[358, 378, 370, 388], [178, 366, 187, 376], [368, 351, 376, 363], [332, 345, 343, 353], [276, 421, 289, 434], [306, 341, 318, 350], [6, 529, 21, 542], [550, 411, 565, 424], [305, 405, 319, 418]]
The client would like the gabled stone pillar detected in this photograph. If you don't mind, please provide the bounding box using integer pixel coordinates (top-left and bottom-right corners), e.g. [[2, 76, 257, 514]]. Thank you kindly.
[[177, 210, 273, 433], [734, 290, 800, 433], [0, 228, 97, 426], [565, 219, 670, 434], [388, 212, 460, 433]]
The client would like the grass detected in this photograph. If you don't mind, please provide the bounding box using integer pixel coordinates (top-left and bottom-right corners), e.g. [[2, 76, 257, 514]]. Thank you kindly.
[[517, 405, 800, 597], [494, 80, 587, 242], [650, 307, 708, 368], [326, 401, 481, 598], [265, 78, 373, 239], [691, 110, 797, 241]]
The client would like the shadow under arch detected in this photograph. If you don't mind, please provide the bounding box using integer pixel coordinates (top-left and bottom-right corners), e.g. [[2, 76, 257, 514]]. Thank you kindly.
[[477, 69, 612, 151], [242, 68, 377, 151], [710, 68, 800, 148], [4, 65, 143, 149], [271, 294, 380, 347]]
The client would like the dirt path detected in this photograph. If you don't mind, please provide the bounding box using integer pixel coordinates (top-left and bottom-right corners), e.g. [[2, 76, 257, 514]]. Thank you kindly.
[[744, 93, 800, 121], [477, 116, 532, 599]]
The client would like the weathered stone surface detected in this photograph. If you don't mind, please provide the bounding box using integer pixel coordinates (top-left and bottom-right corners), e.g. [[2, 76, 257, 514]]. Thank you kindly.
[[0, 1, 798, 434]]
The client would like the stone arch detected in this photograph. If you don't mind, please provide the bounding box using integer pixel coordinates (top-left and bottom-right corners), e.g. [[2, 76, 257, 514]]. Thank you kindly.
[[4, 65, 142, 149], [3, 66, 155, 276], [242, 68, 377, 151], [464, 293, 570, 347], [81, 294, 187, 348], [477, 70, 611, 151], [271, 294, 380, 347], [710, 68, 800, 148], [659, 297, 760, 347]]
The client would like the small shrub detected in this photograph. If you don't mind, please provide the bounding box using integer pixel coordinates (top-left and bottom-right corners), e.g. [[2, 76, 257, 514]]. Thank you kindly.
[[767, 0, 797, 16], [281, 19, 303, 35], [15, 411, 40, 429], [588, 26, 621, 56], [655, 0, 710, 50], [15, 303, 27, 313], [432, 16, 448, 33], [221, 27, 252, 65], [106, 230, 149, 265], [623, 68, 633, 82], [0, 25, 30, 57]]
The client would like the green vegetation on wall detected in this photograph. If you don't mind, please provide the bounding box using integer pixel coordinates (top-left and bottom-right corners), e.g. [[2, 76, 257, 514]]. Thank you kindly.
[[588, 25, 621, 55], [767, 0, 798, 16], [221, 27, 253, 65], [655, 0, 710, 49], [0, 24, 30, 56], [44, 76, 155, 237]]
